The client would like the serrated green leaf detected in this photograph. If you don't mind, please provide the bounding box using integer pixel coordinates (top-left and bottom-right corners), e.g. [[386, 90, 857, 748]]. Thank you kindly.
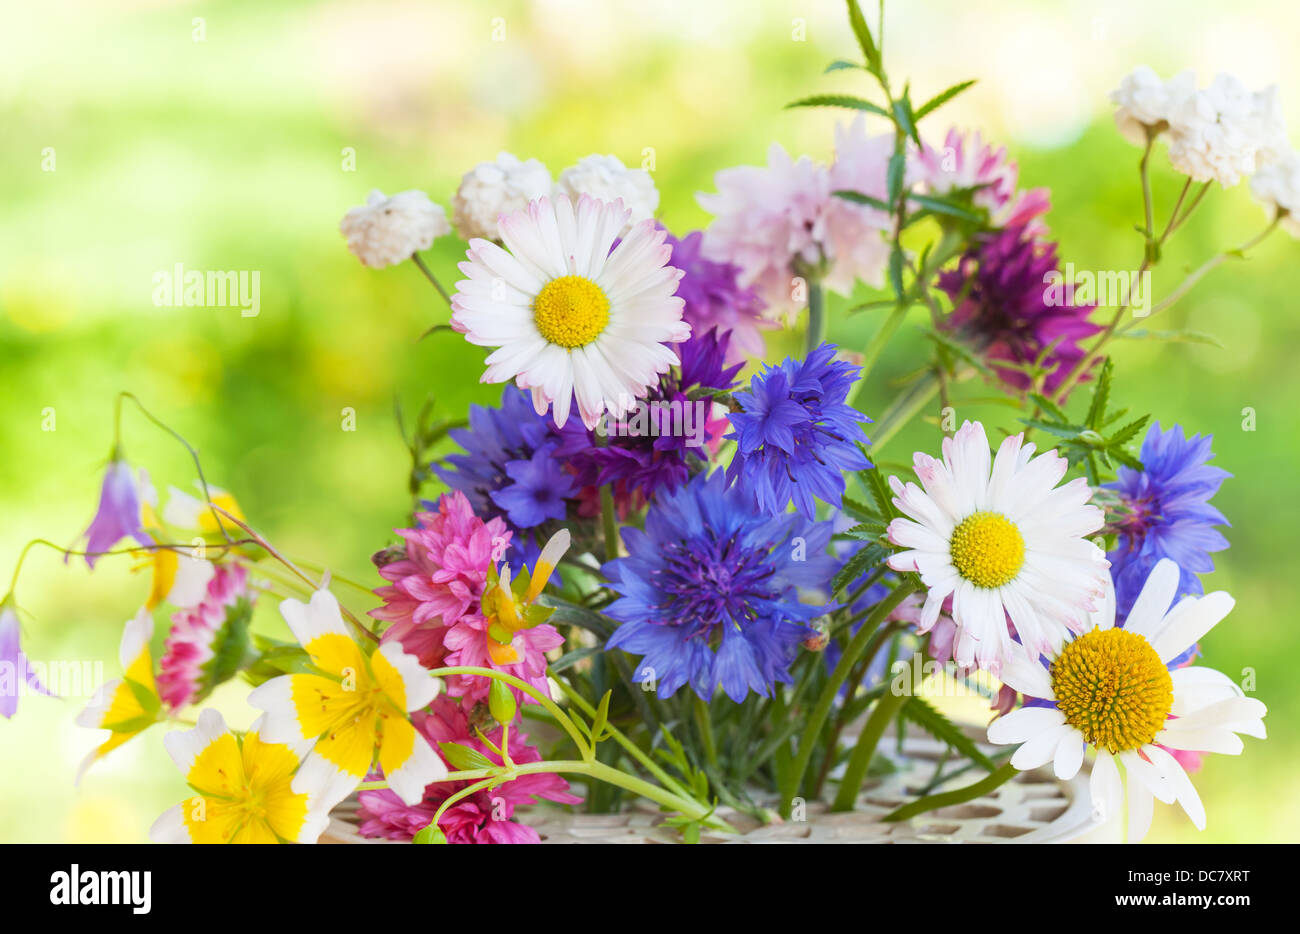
[[1019, 419, 1084, 439], [913, 79, 977, 121], [1085, 358, 1113, 430], [888, 244, 905, 299], [886, 152, 906, 204], [839, 495, 883, 523], [1029, 392, 1068, 422], [786, 94, 889, 118], [1107, 414, 1150, 449], [832, 542, 889, 594], [892, 93, 919, 146], [901, 696, 996, 771]]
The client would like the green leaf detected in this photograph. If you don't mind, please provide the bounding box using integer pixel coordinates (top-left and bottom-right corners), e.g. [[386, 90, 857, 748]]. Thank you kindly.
[[1085, 358, 1113, 431], [892, 92, 919, 146], [844, 0, 881, 72], [1028, 392, 1068, 422], [786, 94, 889, 118], [913, 79, 977, 122], [590, 690, 612, 744], [538, 596, 614, 637], [886, 151, 906, 204], [834, 189, 891, 212], [832, 542, 889, 594], [900, 696, 997, 771], [1120, 328, 1224, 349], [861, 465, 898, 520], [888, 244, 905, 299], [437, 742, 497, 771], [845, 298, 898, 316], [824, 59, 863, 73], [1019, 418, 1084, 439], [906, 192, 984, 224], [549, 646, 600, 674], [1107, 414, 1150, 449]]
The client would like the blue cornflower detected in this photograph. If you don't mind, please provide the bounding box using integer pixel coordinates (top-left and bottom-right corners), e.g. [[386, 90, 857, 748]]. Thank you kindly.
[[603, 471, 836, 702], [490, 446, 578, 528], [433, 385, 557, 524], [725, 342, 871, 518], [1105, 423, 1231, 618]]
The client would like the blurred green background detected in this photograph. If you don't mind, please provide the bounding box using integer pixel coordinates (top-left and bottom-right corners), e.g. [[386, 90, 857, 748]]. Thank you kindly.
[[2, 0, 1295, 843]]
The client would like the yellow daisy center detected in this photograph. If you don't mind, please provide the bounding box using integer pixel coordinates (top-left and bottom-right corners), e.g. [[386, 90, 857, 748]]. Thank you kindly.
[[1051, 627, 1173, 753], [949, 511, 1025, 589], [533, 275, 610, 348]]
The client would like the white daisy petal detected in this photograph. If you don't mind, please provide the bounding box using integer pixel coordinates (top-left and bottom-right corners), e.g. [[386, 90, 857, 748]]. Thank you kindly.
[[1090, 749, 1124, 825], [1150, 592, 1236, 664], [1053, 729, 1086, 780], [1123, 558, 1182, 638], [1010, 722, 1071, 769], [987, 706, 1065, 745], [1126, 775, 1155, 842]]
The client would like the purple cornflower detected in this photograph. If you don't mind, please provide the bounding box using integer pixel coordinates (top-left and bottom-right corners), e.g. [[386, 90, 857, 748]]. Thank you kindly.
[[725, 343, 871, 518], [666, 229, 773, 365], [490, 446, 578, 529], [937, 223, 1100, 399], [1105, 423, 1230, 619], [551, 328, 740, 503], [81, 458, 151, 568], [603, 471, 836, 702], [0, 604, 53, 718]]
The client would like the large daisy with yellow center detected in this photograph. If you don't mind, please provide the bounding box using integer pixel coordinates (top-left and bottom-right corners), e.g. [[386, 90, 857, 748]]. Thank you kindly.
[[450, 194, 690, 429], [249, 590, 446, 807], [989, 559, 1267, 841], [885, 420, 1110, 673], [149, 708, 336, 844]]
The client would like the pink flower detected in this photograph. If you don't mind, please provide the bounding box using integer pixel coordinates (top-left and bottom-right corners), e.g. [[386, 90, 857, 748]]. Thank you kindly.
[[698, 118, 890, 317], [909, 127, 1050, 232], [157, 563, 253, 710], [372, 491, 511, 667], [357, 697, 581, 843]]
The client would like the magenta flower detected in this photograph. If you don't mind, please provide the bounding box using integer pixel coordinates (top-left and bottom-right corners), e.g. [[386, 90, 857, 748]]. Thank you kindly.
[[0, 604, 54, 718], [81, 459, 151, 568], [372, 491, 512, 668], [357, 697, 581, 843], [664, 228, 773, 364], [157, 564, 254, 710]]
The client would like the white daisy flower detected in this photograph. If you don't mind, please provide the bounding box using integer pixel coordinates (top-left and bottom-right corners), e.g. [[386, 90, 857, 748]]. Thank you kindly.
[[989, 559, 1266, 842], [452, 152, 552, 242], [450, 194, 689, 429], [340, 189, 450, 268], [885, 420, 1109, 673], [554, 154, 659, 234]]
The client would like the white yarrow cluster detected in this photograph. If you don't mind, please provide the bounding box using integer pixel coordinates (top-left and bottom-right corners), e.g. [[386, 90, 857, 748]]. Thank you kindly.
[[451, 152, 552, 241], [1251, 151, 1300, 236], [554, 154, 659, 233], [1111, 67, 1291, 188], [340, 190, 450, 268]]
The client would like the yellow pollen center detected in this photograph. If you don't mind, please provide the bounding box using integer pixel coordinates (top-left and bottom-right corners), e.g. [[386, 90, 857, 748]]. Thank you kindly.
[[949, 511, 1025, 589], [1051, 627, 1173, 753], [533, 275, 610, 348]]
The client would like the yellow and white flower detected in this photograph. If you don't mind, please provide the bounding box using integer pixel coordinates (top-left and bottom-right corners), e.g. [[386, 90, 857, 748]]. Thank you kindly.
[[162, 484, 246, 535], [248, 590, 447, 807], [885, 420, 1109, 674], [149, 708, 341, 844], [75, 609, 163, 783], [989, 559, 1267, 841], [450, 194, 689, 429]]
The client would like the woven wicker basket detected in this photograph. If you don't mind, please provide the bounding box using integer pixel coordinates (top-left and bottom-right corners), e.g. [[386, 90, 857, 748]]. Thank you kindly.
[[321, 734, 1119, 844]]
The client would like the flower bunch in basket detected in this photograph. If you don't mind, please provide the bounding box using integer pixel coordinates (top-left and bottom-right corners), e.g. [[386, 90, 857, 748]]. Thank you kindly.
[[7, 1, 1286, 844]]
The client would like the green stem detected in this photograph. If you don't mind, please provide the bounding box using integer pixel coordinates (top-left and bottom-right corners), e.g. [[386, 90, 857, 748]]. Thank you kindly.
[[426, 665, 593, 760], [853, 301, 909, 403], [831, 679, 909, 811], [778, 579, 917, 816], [881, 762, 1018, 822], [870, 371, 941, 455], [804, 280, 826, 354], [552, 678, 691, 802], [411, 252, 453, 307], [694, 695, 719, 770], [599, 485, 619, 562]]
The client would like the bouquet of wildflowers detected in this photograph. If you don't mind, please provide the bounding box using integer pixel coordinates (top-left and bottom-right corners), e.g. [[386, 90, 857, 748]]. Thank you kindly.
[[7, 1, 1286, 844]]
